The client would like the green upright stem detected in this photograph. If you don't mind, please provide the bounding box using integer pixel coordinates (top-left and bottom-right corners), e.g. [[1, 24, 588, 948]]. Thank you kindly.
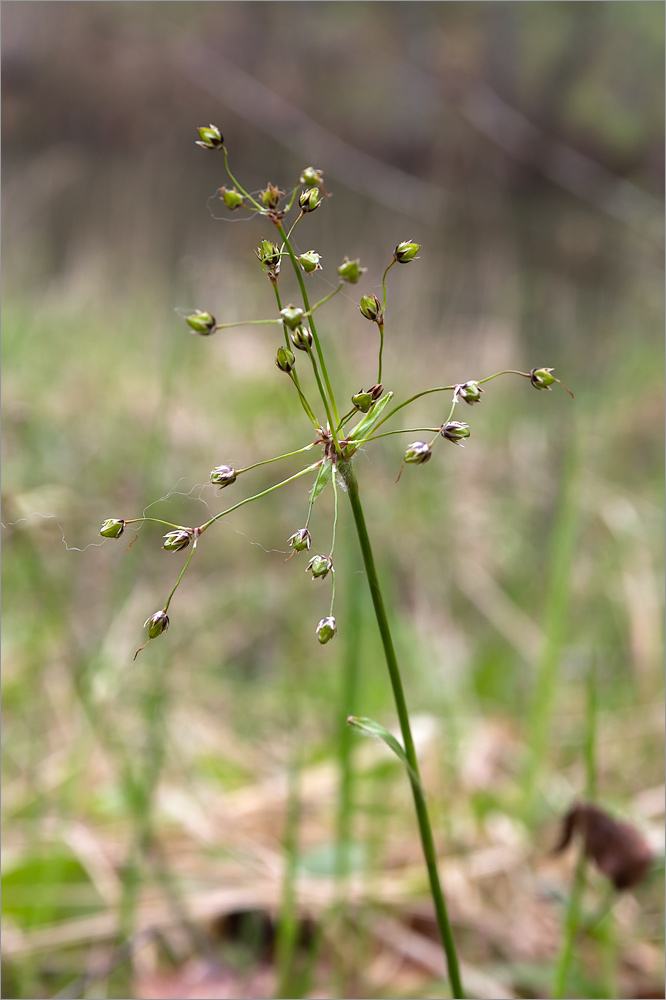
[[342, 460, 464, 999]]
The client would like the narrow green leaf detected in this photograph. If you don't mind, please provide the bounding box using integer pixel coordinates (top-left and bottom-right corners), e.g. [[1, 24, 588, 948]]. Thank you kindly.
[[347, 716, 423, 791], [346, 392, 394, 444], [310, 460, 332, 501]]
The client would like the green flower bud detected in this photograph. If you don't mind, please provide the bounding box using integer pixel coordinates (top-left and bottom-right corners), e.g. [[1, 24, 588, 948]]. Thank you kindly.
[[288, 528, 312, 552], [359, 294, 383, 323], [530, 367, 557, 390], [144, 610, 169, 639], [455, 381, 484, 405], [441, 421, 471, 445], [220, 186, 244, 210], [404, 441, 432, 465], [186, 311, 216, 335], [291, 325, 313, 352], [299, 187, 322, 213], [162, 529, 192, 552], [255, 239, 281, 278], [299, 166, 324, 188], [306, 554, 333, 579], [280, 305, 305, 329], [316, 616, 337, 644], [260, 184, 284, 210], [210, 465, 237, 488], [298, 250, 322, 274], [276, 346, 296, 373], [196, 124, 224, 150], [99, 518, 125, 539], [394, 239, 420, 263], [338, 256, 367, 284], [351, 389, 373, 413]]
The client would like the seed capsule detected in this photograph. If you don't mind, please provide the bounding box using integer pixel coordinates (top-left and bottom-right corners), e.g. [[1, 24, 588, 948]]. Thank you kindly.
[[99, 518, 125, 539], [316, 616, 337, 644], [162, 529, 192, 552], [359, 294, 383, 323], [404, 441, 431, 465], [306, 554, 333, 579], [441, 421, 471, 445], [210, 465, 237, 488], [186, 311, 216, 335], [276, 346, 296, 373], [394, 240, 420, 263], [288, 528, 312, 552], [338, 256, 366, 284], [144, 610, 170, 639], [196, 124, 224, 150]]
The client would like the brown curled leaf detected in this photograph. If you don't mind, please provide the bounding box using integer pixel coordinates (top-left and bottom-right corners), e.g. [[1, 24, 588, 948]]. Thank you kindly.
[[553, 801, 653, 891]]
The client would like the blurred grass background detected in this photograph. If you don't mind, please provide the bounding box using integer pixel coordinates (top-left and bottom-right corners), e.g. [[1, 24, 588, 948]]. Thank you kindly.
[[2, 3, 664, 998]]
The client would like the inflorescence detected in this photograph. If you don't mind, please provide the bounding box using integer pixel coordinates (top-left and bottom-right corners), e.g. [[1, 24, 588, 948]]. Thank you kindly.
[[100, 125, 573, 658]]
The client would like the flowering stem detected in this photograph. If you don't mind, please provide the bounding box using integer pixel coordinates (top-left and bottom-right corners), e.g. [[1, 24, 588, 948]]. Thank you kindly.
[[237, 443, 318, 475], [213, 318, 282, 332], [199, 463, 321, 535], [164, 539, 198, 613], [306, 283, 343, 314], [271, 283, 320, 429], [221, 147, 264, 211], [275, 222, 341, 432], [342, 460, 464, 998]]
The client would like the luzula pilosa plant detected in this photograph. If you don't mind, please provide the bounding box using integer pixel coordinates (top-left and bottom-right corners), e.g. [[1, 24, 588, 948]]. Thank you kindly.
[[100, 124, 573, 996]]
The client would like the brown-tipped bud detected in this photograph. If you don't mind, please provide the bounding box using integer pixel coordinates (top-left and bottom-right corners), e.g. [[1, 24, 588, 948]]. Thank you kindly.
[[99, 518, 125, 538], [530, 367, 557, 390], [288, 528, 312, 552], [455, 381, 484, 405], [394, 239, 420, 263], [162, 529, 192, 552], [553, 802, 654, 891], [404, 441, 431, 465], [299, 166, 324, 188], [291, 325, 313, 352], [210, 465, 237, 488], [186, 311, 216, 335], [299, 187, 322, 213], [298, 250, 322, 274], [220, 186, 244, 210], [280, 305, 305, 329], [369, 383, 384, 401], [144, 610, 170, 639], [260, 184, 284, 210], [195, 124, 224, 150], [316, 616, 337, 644], [276, 346, 296, 373], [441, 421, 471, 445], [338, 256, 366, 284], [306, 554, 333, 579], [359, 294, 383, 323]]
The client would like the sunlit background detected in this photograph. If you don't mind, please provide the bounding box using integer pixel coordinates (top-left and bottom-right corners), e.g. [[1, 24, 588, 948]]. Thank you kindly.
[[2, 3, 664, 998]]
